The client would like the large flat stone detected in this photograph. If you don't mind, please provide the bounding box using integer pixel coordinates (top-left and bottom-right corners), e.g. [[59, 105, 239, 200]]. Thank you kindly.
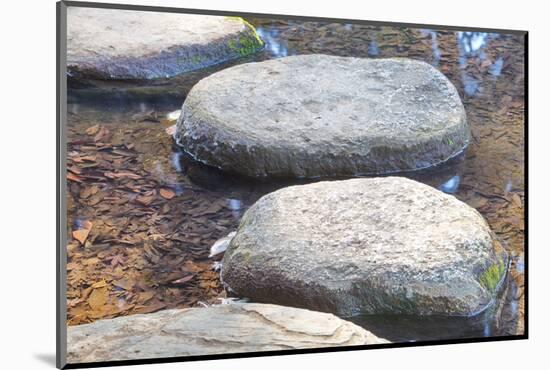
[[67, 303, 387, 364], [221, 177, 508, 316], [176, 55, 469, 177], [67, 7, 263, 79]]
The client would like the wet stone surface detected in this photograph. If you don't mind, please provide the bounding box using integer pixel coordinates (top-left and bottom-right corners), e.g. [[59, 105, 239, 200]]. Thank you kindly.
[[67, 303, 387, 363], [67, 8, 263, 79], [176, 55, 469, 177], [221, 177, 507, 317], [66, 18, 525, 341]]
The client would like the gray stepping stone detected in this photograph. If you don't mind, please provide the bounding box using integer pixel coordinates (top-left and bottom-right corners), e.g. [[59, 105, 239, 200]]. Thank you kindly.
[[176, 55, 469, 177]]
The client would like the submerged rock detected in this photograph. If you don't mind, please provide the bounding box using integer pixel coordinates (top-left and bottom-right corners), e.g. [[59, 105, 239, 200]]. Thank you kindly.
[[67, 303, 387, 363], [67, 8, 263, 79], [221, 177, 508, 316], [176, 55, 469, 178], [209, 231, 237, 258]]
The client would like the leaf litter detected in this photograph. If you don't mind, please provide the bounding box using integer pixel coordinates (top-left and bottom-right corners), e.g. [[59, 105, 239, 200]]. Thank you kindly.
[[66, 116, 244, 326]]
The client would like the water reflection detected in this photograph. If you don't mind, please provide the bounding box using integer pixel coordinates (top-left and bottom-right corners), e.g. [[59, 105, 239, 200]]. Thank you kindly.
[[171, 152, 184, 173], [350, 308, 497, 342], [420, 29, 441, 66], [457, 32, 491, 55], [227, 199, 244, 219], [456, 31, 502, 97], [438, 175, 461, 194], [462, 75, 480, 96], [368, 40, 379, 57], [166, 109, 181, 121], [256, 27, 290, 57], [490, 57, 504, 77]]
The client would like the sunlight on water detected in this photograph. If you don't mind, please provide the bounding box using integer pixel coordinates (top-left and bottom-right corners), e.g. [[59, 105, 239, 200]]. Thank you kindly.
[[256, 27, 289, 58]]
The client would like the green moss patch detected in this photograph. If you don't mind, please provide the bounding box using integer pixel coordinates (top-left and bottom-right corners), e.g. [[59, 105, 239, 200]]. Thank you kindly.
[[225, 17, 264, 57], [479, 260, 506, 292]]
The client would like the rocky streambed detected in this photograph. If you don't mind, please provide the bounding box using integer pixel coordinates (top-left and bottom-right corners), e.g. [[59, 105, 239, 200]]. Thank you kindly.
[[65, 9, 525, 364]]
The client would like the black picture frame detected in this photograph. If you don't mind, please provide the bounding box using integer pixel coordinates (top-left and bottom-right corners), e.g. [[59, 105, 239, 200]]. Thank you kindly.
[[56, 1, 528, 368]]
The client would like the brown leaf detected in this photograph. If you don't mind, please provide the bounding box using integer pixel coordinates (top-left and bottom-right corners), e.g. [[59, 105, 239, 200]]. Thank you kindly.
[[68, 166, 82, 175], [72, 221, 93, 245], [94, 126, 111, 142], [80, 155, 97, 162], [91, 280, 107, 289], [183, 261, 205, 273], [136, 195, 155, 206], [67, 172, 84, 183], [85, 124, 100, 135], [511, 193, 523, 208], [107, 254, 126, 268], [113, 278, 134, 291], [83, 257, 100, 266], [80, 185, 99, 199], [138, 291, 155, 303], [481, 59, 492, 68], [159, 188, 176, 200], [135, 301, 166, 314], [171, 275, 194, 285], [104, 171, 142, 180], [88, 287, 108, 310], [87, 194, 102, 206], [165, 124, 176, 136]]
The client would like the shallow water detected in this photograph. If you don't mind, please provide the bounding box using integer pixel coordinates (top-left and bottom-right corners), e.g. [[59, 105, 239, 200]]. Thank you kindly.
[[66, 18, 525, 340]]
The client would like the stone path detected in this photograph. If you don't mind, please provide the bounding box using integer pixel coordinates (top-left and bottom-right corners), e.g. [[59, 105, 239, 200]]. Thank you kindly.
[[176, 55, 469, 177], [67, 8, 263, 79], [67, 303, 387, 363], [221, 177, 507, 316]]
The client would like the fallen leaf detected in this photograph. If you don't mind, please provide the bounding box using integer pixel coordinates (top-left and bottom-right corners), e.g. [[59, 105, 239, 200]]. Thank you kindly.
[[136, 195, 155, 206], [107, 254, 125, 268], [138, 291, 155, 303], [91, 280, 108, 289], [113, 278, 134, 291], [68, 166, 82, 175], [85, 124, 100, 135], [72, 221, 93, 245], [135, 301, 166, 314], [481, 59, 492, 68], [80, 186, 99, 199], [88, 287, 108, 310], [171, 275, 194, 285], [511, 193, 523, 208], [67, 172, 83, 183], [83, 257, 100, 266], [104, 171, 142, 180], [94, 126, 111, 142], [165, 124, 177, 136], [80, 155, 97, 162], [160, 188, 176, 200]]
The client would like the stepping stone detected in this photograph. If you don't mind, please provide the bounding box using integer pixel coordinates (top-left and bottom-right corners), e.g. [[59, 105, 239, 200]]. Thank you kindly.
[[221, 177, 508, 316], [176, 55, 469, 178], [67, 7, 263, 79], [67, 303, 387, 363]]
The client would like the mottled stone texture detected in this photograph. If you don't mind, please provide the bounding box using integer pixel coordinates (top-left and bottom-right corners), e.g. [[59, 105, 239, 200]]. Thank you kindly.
[[67, 8, 263, 79], [67, 303, 386, 363], [176, 55, 469, 178], [222, 177, 507, 316]]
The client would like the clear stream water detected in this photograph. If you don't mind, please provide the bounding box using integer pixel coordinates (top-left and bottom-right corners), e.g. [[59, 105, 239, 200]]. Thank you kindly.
[[67, 17, 525, 342]]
